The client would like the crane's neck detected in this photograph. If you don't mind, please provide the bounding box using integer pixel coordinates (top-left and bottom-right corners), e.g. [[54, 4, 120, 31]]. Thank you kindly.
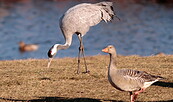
[[55, 35, 72, 50], [55, 43, 69, 50], [64, 35, 72, 47]]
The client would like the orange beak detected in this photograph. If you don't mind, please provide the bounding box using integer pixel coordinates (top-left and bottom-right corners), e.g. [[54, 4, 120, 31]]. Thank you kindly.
[[102, 48, 109, 53]]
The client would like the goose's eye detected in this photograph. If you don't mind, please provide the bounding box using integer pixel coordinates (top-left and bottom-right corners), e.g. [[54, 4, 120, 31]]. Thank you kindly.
[[109, 46, 112, 49]]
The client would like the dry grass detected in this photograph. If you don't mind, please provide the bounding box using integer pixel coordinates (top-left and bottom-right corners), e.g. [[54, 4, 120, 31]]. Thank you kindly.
[[0, 55, 172, 102]]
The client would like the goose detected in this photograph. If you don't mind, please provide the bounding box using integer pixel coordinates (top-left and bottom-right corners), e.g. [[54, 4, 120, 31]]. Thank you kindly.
[[102, 45, 164, 102], [19, 41, 39, 52]]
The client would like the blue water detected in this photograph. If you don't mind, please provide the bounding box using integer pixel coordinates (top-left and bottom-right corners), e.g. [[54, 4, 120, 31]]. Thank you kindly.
[[0, 0, 173, 60]]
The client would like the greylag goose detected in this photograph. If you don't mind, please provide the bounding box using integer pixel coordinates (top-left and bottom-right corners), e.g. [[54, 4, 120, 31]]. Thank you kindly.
[[19, 41, 39, 52], [102, 45, 164, 102]]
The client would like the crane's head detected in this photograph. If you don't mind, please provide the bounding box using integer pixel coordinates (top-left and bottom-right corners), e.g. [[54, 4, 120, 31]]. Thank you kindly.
[[48, 44, 59, 58], [47, 44, 59, 68]]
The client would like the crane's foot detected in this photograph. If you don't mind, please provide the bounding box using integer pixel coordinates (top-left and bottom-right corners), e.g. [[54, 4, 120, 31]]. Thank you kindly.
[[83, 70, 90, 74], [76, 71, 80, 74], [76, 69, 90, 74], [76, 68, 89, 74]]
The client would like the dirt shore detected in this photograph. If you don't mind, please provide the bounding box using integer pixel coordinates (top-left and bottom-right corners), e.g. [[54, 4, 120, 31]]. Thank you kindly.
[[0, 55, 172, 102]]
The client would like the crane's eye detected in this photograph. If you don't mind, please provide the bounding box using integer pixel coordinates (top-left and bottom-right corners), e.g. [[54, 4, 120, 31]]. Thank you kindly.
[[49, 51, 52, 54]]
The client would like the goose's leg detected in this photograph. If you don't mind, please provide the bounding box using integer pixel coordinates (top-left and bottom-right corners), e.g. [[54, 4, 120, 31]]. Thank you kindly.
[[77, 34, 89, 74], [133, 88, 145, 101], [130, 92, 135, 102]]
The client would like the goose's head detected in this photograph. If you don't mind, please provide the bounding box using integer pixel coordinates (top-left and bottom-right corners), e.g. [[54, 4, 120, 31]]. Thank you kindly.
[[102, 45, 116, 55]]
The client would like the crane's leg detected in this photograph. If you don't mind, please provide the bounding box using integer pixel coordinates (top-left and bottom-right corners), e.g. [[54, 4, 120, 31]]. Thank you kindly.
[[77, 34, 89, 74], [77, 44, 82, 74]]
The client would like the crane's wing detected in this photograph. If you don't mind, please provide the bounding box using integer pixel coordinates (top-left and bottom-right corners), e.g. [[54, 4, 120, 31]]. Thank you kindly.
[[63, 2, 115, 27], [96, 2, 115, 22]]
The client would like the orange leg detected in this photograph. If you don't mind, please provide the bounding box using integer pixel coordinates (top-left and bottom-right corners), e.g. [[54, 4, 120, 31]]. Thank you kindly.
[[130, 92, 134, 102], [130, 88, 146, 102]]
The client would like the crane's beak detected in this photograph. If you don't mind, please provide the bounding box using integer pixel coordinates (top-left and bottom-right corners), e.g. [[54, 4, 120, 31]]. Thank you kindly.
[[47, 58, 53, 68], [102, 48, 108, 53]]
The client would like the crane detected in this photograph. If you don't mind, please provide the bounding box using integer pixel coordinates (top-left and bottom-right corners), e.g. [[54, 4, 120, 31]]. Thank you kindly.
[[47, 1, 119, 74]]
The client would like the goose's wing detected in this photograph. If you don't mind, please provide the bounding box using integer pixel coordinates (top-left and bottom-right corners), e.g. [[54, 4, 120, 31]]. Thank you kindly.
[[119, 69, 163, 82]]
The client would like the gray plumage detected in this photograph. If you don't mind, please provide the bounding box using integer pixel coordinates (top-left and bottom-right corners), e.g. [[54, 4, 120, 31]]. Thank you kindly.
[[102, 45, 164, 102], [115, 69, 164, 91], [47, 2, 116, 73], [59, 1, 115, 46]]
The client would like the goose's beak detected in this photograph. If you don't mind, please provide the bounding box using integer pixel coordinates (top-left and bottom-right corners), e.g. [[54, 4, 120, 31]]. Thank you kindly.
[[102, 48, 109, 53], [47, 58, 53, 68]]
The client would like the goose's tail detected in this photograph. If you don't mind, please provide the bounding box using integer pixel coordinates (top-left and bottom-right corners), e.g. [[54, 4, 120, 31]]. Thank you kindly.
[[156, 75, 166, 81]]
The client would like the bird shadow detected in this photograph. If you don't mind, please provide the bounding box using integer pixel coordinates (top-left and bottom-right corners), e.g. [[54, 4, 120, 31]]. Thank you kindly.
[[152, 81, 173, 88], [0, 97, 172, 102], [146, 100, 173, 102], [0, 97, 121, 102], [110, 100, 173, 102], [110, 99, 173, 102], [29, 97, 102, 102], [0, 97, 123, 102]]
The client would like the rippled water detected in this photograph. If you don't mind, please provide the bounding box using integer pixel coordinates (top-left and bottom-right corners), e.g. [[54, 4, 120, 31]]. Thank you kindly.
[[0, 0, 173, 60]]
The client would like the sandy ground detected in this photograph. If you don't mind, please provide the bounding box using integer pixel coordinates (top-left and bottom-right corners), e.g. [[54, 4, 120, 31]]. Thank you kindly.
[[0, 55, 172, 102]]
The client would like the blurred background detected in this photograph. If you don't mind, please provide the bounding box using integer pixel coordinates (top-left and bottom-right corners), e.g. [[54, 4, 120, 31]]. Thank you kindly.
[[0, 0, 173, 60]]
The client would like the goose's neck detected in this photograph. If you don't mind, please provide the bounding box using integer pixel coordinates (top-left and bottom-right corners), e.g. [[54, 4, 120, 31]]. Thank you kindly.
[[108, 53, 118, 72]]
